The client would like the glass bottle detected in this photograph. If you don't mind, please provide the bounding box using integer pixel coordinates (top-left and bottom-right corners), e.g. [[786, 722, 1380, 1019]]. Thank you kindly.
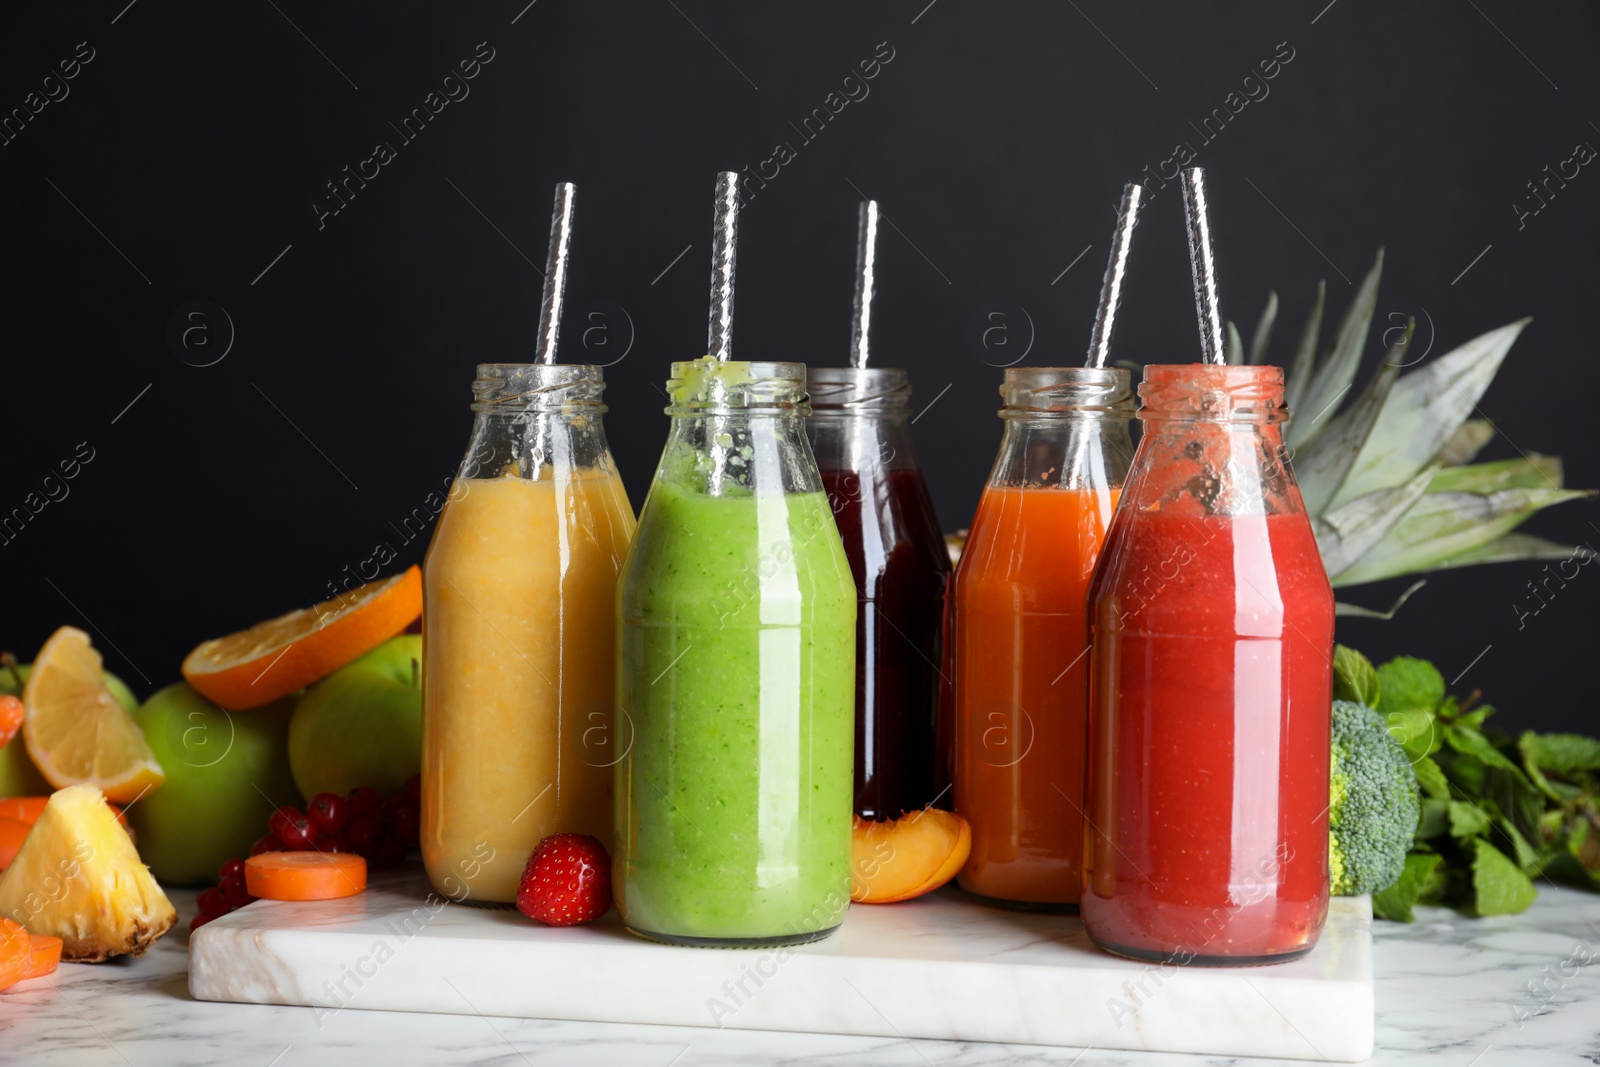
[[421, 363, 635, 904], [805, 367, 950, 820], [1082, 363, 1334, 964], [952, 367, 1133, 911], [615, 358, 857, 946]]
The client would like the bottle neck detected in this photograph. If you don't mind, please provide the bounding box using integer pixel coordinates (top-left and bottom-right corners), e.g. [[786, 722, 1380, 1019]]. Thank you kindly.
[[988, 412, 1134, 491], [658, 411, 820, 497]]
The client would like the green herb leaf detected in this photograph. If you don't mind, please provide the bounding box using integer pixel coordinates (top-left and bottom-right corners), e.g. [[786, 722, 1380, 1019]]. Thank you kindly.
[[1387, 708, 1442, 762], [1413, 756, 1451, 801], [1377, 657, 1446, 715], [1520, 732, 1600, 775], [1372, 851, 1444, 922], [1469, 838, 1538, 916], [1332, 645, 1380, 706], [1446, 723, 1522, 775], [1417, 797, 1452, 840], [1448, 800, 1492, 839]]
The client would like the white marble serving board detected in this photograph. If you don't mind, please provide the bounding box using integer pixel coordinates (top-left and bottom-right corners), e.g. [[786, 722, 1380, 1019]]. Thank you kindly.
[[189, 869, 1373, 1062]]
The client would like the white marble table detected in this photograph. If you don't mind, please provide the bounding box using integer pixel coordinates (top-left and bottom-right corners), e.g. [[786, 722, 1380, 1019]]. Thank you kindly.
[[3, 882, 1598, 1066]]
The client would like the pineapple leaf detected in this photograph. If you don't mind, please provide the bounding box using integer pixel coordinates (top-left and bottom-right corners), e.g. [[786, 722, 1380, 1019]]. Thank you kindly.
[[1332, 486, 1594, 586], [1226, 321, 1245, 365], [1328, 318, 1530, 510], [1314, 465, 1438, 580], [1428, 454, 1564, 494], [1283, 280, 1326, 417], [1335, 579, 1428, 618], [1290, 249, 1384, 451], [1294, 319, 1410, 514], [1249, 291, 1278, 364], [1430, 532, 1591, 569], [1435, 419, 1497, 466]]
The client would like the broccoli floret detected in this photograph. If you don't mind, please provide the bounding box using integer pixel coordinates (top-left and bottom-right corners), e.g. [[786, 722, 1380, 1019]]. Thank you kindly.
[[1329, 699, 1420, 896]]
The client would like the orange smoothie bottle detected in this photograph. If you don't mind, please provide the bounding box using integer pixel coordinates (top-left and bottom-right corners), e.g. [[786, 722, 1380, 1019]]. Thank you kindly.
[[952, 367, 1133, 910], [422, 363, 635, 904]]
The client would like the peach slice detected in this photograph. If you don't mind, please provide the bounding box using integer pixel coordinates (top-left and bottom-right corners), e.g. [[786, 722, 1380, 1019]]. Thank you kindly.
[[850, 808, 972, 904]]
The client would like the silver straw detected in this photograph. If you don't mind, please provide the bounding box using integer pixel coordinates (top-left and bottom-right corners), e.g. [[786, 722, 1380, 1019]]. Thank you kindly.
[[707, 171, 740, 361], [1180, 167, 1226, 365], [534, 182, 576, 365], [1085, 183, 1145, 368], [848, 199, 880, 369]]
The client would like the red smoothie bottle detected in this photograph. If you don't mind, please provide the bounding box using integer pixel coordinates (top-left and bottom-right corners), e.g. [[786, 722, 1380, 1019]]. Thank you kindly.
[[1082, 363, 1334, 964], [807, 367, 951, 819]]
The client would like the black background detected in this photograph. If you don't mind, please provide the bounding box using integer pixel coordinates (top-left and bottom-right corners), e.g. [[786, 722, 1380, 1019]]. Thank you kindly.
[[3, 2, 1596, 733]]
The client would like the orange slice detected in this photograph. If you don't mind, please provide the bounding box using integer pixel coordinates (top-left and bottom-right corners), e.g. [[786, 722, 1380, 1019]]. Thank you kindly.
[[23, 628, 164, 804], [245, 851, 367, 900], [182, 566, 423, 710]]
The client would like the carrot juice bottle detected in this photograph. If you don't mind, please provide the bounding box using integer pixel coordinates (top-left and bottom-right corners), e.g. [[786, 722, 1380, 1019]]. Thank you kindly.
[[952, 367, 1133, 910], [1082, 363, 1334, 963]]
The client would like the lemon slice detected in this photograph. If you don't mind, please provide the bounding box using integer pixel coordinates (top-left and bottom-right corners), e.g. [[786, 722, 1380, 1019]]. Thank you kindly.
[[23, 627, 163, 803]]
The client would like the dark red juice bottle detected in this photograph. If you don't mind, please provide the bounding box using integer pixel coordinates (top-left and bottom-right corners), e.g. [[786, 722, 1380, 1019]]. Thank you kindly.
[[1083, 363, 1335, 965], [807, 368, 950, 818]]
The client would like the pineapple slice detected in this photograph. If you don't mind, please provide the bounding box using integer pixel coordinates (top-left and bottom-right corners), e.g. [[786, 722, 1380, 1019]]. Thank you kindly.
[[0, 785, 175, 961]]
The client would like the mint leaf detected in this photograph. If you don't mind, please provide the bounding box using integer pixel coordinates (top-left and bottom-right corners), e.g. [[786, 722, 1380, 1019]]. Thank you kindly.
[[1377, 656, 1446, 715], [1372, 852, 1444, 922], [1385, 707, 1442, 762], [1470, 838, 1538, 916], [1446, 723, 1521, 774], [1333, 645, 1380, 706], [1521, 732, 1600, 775], [1414, 756, 1451, 800], [1448, 800, 1492, 839], [1492, 816, 1543, 870], [1417, 797, 1451, 840]]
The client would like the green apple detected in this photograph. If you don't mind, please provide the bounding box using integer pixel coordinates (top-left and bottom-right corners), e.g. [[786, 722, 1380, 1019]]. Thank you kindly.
[[0, 662, 138, 797], [289, 635, 422, 800], [129, 682, 302, 885]]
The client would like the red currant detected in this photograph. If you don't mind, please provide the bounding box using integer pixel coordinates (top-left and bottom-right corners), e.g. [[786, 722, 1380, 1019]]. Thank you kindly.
[[345, 817, 381, 856], [367, 837, 406, 871], [249, 835, 279, 857], [404, 773, 421, 802], [346, 787, 382, 820], [268, 806, 303, 841], [307, 793, 348, 833], [382, 796, 420, 846], [196, 887, 226, 919], [189, 914, 211, 934], [218, 857, 246, 882], [219, 871, 252, 910], [315, 832, 349, 853], [277, 812, 318, 851]]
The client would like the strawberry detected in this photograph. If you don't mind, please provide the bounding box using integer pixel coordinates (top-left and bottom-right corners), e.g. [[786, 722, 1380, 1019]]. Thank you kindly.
[[516, 833, 612, 927]]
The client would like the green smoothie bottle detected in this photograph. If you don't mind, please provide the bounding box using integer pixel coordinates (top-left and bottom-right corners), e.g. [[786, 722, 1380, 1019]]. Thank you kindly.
[[615, 173, 856, 947]]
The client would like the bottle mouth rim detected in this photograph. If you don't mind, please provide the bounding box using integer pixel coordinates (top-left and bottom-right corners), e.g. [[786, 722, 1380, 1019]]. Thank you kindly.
[[999, 365, 1135, 416], [805, 366, 912, 412], [666, 358, 810, 413], [472, 362, 607, 410], [1138, 363, 1286, 422]]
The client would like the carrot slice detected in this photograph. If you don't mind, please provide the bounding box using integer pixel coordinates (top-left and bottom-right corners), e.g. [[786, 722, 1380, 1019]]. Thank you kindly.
[[21, 935, 60, 980], [245, 851, 367, 901], [0, 797, 127, 829], [0, 816, 29, 872], [0, 919, 29, 991]]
